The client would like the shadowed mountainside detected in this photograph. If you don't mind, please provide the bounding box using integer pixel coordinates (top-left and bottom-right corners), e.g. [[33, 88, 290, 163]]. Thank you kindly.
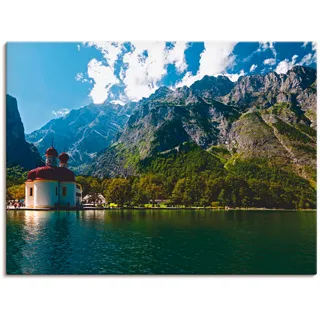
[[6, 94, 44, 170]]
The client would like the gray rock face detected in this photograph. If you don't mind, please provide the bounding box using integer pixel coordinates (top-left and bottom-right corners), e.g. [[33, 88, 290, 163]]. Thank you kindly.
[[221, 66, 316, 116], [191, 75, 235, 98], [26, 102, 135, 172], [88, 66, 316, 180], [228, 103, 316, 181], [296, 81, 317, 128], [6, 94, 44, 169], [229, 112, 291, 162]]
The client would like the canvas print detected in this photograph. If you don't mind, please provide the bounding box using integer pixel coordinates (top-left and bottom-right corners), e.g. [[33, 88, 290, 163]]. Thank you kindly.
[[6, 41, 316, 275]]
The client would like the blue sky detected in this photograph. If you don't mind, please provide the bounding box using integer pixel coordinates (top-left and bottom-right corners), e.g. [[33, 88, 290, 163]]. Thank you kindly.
[[7, 41, 317, 133]]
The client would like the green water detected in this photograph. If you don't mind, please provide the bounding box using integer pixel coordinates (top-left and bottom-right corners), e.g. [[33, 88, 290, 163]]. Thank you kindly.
[[6, 210, 316, 275]]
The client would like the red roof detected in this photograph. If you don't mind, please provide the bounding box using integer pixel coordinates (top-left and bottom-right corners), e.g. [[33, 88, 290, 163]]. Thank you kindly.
[[45, 147, 58, 157], [27, 166, 75, 182], [58, 152, 69, 163]]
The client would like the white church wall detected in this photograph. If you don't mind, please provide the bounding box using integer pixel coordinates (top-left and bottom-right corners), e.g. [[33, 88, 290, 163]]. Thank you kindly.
[[25, 182, 34, 208], [34, 180, 58, 208], [76, 184, 82, 205], [59, 181, 76, 207]]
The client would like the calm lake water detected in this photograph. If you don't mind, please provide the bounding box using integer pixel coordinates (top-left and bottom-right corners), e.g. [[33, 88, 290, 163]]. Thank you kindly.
[[6, 209, 316, 275]]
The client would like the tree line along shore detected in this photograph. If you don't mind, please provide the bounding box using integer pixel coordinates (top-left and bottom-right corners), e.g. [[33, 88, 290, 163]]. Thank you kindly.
[[7, 162, 316, 210]]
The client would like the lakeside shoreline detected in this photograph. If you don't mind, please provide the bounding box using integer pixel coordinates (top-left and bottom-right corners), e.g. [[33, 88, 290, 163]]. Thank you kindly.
[[6, 207, 316, 212]]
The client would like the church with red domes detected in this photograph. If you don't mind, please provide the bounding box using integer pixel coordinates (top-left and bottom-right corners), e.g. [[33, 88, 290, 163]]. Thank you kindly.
[[25, 144, 82, 209]]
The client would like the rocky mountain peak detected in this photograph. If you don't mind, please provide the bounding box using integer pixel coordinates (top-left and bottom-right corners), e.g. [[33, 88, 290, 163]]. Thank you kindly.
[[220, 66, 317, 112], [26, 101, 135, 172], [284, 66, 316, 92], [168, 86, 203, 105], [191, 74, 235, 98], [148, 86, 173, 102]]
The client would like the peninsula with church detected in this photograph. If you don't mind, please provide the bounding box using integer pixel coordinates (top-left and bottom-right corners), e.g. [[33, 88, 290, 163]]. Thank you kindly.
[[25, 143, 82, 209]]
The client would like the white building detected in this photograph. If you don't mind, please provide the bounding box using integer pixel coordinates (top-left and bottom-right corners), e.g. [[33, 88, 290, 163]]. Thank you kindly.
[[25, 145, 82, 209], [83, 193, 106, 204]]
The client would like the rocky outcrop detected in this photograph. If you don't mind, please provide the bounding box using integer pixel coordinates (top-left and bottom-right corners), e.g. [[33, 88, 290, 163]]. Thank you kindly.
[[87, 66, 316, 180], [88, 84, 243, 177], [6, 94, 44, 169], [228, 112, 290, 162], [191, 75, 235, 99], [26, 102, 135, 172], [228, 104, 316, 182], [219, 67, 316, 116]]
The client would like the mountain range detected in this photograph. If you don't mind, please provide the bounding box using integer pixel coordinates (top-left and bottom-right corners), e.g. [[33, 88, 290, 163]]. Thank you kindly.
[[8, 66, 316, 191], [87, 66, 316, 185], [26, 102, 135, 172]]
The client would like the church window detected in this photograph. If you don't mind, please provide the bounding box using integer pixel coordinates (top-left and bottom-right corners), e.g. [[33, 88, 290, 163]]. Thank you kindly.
[[62, 186, 67, 196], [29, 187, 33, 196]]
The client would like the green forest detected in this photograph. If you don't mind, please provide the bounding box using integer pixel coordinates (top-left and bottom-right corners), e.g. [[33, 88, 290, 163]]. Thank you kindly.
[[7, 143, 315, 209]]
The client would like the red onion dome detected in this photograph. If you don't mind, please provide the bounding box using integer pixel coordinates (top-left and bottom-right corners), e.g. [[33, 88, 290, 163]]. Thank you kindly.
[[58, 152, 69, 163], [27, 168, 37, 181], [45, 146, 58, 157], [27, 166, 75, 182]]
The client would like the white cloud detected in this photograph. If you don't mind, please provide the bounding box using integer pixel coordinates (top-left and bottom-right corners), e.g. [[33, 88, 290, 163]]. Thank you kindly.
[[275, 60, 290, 74], [299, 53, 312, 65], [258, 42, 277, 56], [165, 42, 188, 73], [77, 44, 80, 51], [297, 42, 317, 66], [81, 42, 124, 103], [85, 42, 124, 69], [298, 52, 317, 66], [175, 42, 236, 88], [119, 41, 191, 101], [174, 71, 199, 88], [118, 93, 128, 104], [198, 42, 236, 78], [259, 42, 273, 51], [243, 42, 277, 64], [52, 108, 70, 118], [79, 41, 236, 103], [81, 41, 190, 103], [221, 69, 245, 82], [111, 93, 128, 106], [254, 42, 278, 67], [75, 72, 92, 84], [87, 58, 120, 104], [263, 58, 276, 65], [249, 64, 257, 72], [275, 55, 298, 74], [75, 72, 83, 81], [111, 100, 126, 106], [301, 41, 317, 53], [120, 42, 168, 100]]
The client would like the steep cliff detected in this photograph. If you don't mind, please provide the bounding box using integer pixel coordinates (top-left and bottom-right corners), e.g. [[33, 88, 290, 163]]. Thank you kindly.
[[6, 94, 44, 170]]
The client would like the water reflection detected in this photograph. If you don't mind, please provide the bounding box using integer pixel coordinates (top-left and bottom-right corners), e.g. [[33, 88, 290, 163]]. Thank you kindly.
[[6, 210, 317, 275], [23, 211, 40, 236]]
